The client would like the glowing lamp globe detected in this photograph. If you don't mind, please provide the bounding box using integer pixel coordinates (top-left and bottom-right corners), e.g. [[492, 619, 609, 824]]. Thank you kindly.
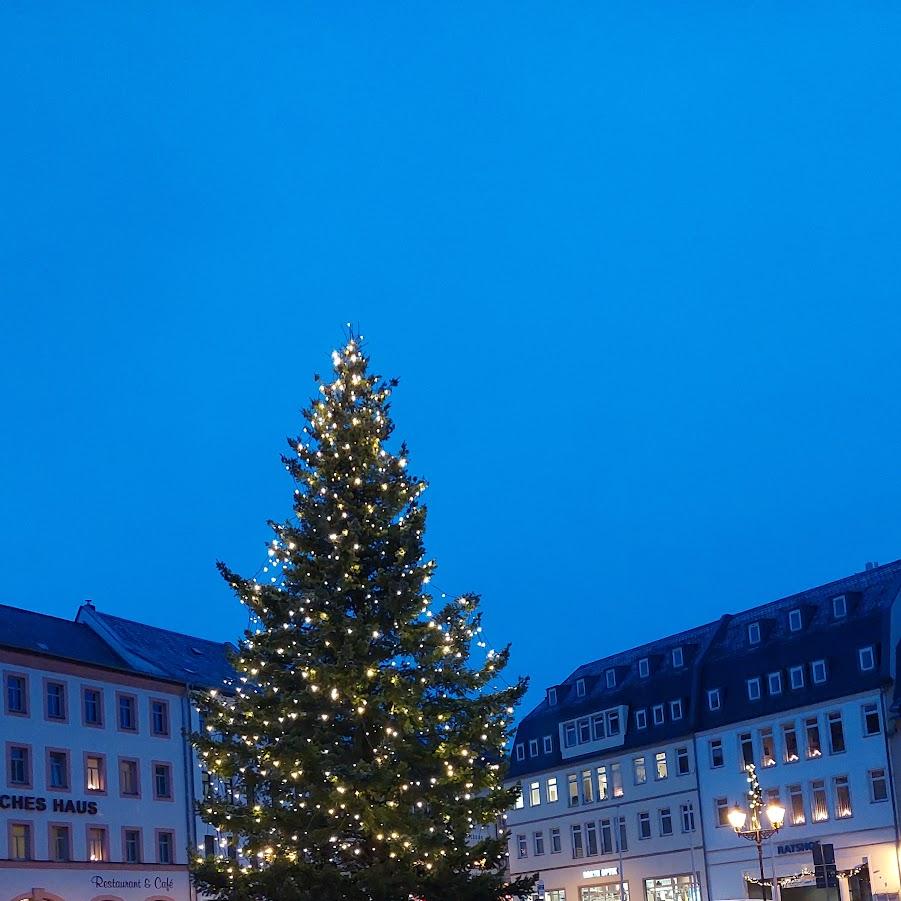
[[766, 802, 786, 828], [727, 807, 747, 831]]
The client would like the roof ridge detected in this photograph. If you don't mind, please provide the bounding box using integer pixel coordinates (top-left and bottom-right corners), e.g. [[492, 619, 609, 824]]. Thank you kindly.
[[0, 603, 87, 628], [97, 610, 232, 647]]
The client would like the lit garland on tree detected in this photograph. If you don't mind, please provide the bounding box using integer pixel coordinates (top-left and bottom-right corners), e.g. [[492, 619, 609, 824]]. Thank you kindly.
[[191, 334, 534, 901]]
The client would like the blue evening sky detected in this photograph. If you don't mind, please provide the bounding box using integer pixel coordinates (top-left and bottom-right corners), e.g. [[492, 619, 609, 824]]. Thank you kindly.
[[2, 3, 900, 715]]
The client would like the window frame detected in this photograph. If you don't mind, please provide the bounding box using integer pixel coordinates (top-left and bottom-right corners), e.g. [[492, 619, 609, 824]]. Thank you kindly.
[[652, 703, 664, 725], [767, 672, 782, 695], [638, 657, 650, 679], [116, 691, 139, 733], [118, 756, 141, 799], [156, 828, 176, 865], [748, 622, 761, 645], [150, 697, 171, 737], [6, 742, 33, 789], [859, 646, 876, 672], [746, 677, 762, 701], [575, 678, 586, 698], [46, 747, 71, 792], [81, 685, 104, 728], [43, 678, 68, 723], [635, 708, 647, 730], [670, 699, 683, 720], [543, 734, 553, 753], [3, 671, 29, 717], [8, 820, 33, 861], [84, 752, 108, 794], [789, 665, 805, 689], [811, 660, 827, 684], [707, 688, 721, 711], [833, 595, 847, 618], [48, 822, 71, 862], [86, 824, 110, 862], [788, 608, 802, 632], [672, 647, 684, 668]]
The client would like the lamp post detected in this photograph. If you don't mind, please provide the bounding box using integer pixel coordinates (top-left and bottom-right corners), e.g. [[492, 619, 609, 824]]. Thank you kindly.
[[728, 763, 785, 900]]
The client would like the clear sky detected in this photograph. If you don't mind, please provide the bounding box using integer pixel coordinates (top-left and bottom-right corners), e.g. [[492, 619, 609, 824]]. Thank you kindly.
[[2, 2, 900, 715]]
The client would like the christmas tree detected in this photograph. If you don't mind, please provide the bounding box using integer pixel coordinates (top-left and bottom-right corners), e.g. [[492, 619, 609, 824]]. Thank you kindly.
[[192, 334, 534, 901]]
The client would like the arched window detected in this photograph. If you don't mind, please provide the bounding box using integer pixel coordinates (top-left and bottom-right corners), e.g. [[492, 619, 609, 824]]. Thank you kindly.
[[88, 895, 126, 901], [11, 893, 67, 901]]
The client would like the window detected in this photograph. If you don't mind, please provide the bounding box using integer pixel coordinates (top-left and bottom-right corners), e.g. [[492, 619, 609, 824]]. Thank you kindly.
[[611, 762, 623, 797], [548, 892, 565, 901], [50, 824, 71, 862], [86, 754, 105, 792], [88, 826, 108, 862], [863, 703, 881, 736], [676, 747, 690, 775], [606, 669, 616, 689], [739, 732, 754, 768], [670, 699, 683, 720], [530, 781, 541, 806], [834, 776, 852, 818], [747, 678, 761, 701], [635, 708, 647, 729], [789, 608, 802, 632], [680, 801, 695, 832], [10, 823, 31, 860], [514, 790, 523, 809], [789, 665, 805, 689], [575, 678, 586, 698], [859, 646, 876, 672], [568, 774, 579, 806], [805, 717, 822, 758], [789, 783, 805, 825], [833, 595, 847, 618], [517, 834, 527, 858], [570, 824, 583, 858], [760, 728, 776, 767], [48, 749, 69, 789], [633, 756, 647, 785], [533, 831, 545, 856], [710, 739, 724, 768], [596, 766, 608, 801], [652, 704, 664, 725], [118, 693, 137, 731], [812, 659, 827, 683], [203, 834, 215, 857], [150, 699, 170, 736], [550, 827, 561, 853], [616, 816, 628, 852], [528, 739, 538, 758], [659, 807, 673, 836], [655, 751, 668, 780], [83, 687, 102, 726], [581, 769, 594, 804], [599, 819, 612, 855], [585, 821, 598, 856], [547, 687, 557, 706], [543, 735, 553, 753], [591, 713, 605, 741], [8, 745, 31, 787], [715, 797, 729, 827], [564, 722, 577, 748], [158, 830, 174, 864], [783, 723, 800, 763], [811, 779, 828, 822], [515, 743, 524, 761], [828, 712, 845, 754], [45, 681, 66, 720], [748, 622, 761, 645], [547, 777, 558, 803], [672, 647, 683, 668], [768, 672, 782, 695], [120, 759, 140, 797], [707, 688, 721, 711], [124, 828, 142, 863], [5, 673, 27, 715], [578, 718, 591, 743], [639, 657, 650, 678], [153, 763, 172, 800], [638, 811, 651, 839], [606, 709, 621, 736], [869, 769, 888, 803]]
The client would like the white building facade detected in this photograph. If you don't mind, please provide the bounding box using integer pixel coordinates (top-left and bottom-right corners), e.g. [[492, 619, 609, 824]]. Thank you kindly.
[[508, 561, 901, 901], [0, 601, 236, 901]]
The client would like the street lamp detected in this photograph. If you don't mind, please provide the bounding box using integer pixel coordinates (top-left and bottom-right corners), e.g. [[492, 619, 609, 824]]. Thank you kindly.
[[729, 764, 785, 900]]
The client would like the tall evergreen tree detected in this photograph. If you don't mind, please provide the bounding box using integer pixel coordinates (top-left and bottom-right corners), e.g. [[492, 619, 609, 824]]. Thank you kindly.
[[192, 336, 533, 901]]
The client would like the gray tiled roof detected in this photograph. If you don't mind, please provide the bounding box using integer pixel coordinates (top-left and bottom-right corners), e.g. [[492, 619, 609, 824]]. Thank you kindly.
[[93, 610, 237, 690], [0, 603, 131, 671]]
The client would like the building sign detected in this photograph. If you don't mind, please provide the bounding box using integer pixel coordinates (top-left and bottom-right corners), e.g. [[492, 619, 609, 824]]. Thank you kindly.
[[777, 841, 815, 855], [0, 793, 99, 815], [583, 867, 619, 879], [91, 875, 176, 892]]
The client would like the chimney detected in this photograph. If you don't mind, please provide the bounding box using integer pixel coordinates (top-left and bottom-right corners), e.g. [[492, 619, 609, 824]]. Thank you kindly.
[[865, 562, 879, 571], [84, 599, 95, 610]]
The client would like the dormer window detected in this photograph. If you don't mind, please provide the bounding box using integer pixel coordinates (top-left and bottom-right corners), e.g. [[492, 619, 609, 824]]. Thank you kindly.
[[547, 687, 557, 706], [748, 622, 761, 645], [543, 735, 553, 753], [790, 665, 805, 689], [670, 699, 683, 720], [605, 669, 616, 689], [747, 677, 762, 701], [833, 595, 847, 619], [575, 678, 586, 698], [638, 657, 650, 678], [635, 709, 648, 729], [768, 672, 782, 695], [652, 704, 665, 725], [707, 688, 721, 711], [672, 647, 684, 668], [859, 646, 875, 672], [812, 659, 827, 683], [789, 609, 802, 632], [515, 743, 525, 761], [528, 739, 539, 757]]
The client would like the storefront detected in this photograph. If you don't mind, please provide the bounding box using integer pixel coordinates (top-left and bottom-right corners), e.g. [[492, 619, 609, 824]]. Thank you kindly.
[[579, 866, 629, 901], [0, 863, 192, 901], [644, 874, 701, 901]]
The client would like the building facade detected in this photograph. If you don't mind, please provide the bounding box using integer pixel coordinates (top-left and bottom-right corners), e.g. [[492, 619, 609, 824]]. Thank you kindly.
[[507, 561, 901, 901], [0, 601, 236, 901]]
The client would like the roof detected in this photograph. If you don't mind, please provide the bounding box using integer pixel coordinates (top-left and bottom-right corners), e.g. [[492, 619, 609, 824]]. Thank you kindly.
[[90, 610, 237, 690], [508, 560, 901, 781], [0, 603, 131, 671]]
